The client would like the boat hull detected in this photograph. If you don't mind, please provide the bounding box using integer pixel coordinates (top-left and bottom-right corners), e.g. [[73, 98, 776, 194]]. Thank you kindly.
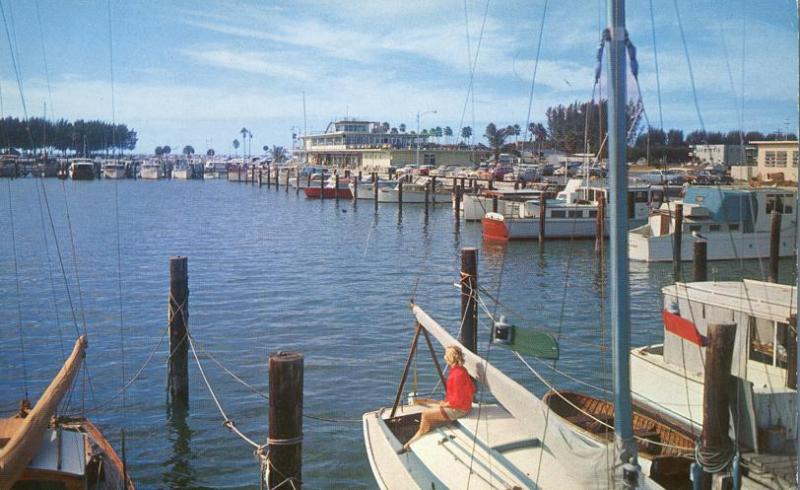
[[376, 188, 452, 203], [304, 187, 352, 199], [629, 224, 797, 262], [482, 214, 606, 240], [104, 167, 127, 179], [70, 167, 95, 180], [172, 168, 191, 180]]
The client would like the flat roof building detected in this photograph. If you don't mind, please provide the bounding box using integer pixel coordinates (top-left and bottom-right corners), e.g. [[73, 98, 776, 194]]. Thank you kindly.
[[732, 140, 797, 183]]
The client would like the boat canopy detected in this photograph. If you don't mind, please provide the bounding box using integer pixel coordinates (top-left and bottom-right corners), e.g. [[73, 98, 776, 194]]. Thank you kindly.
[[682, 187, 757, 224]]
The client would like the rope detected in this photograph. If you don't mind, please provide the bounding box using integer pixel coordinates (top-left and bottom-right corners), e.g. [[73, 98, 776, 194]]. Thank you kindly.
[[521, 0, 549, 145], [694, 441, 734, 474], [187, 333, 262, 450]]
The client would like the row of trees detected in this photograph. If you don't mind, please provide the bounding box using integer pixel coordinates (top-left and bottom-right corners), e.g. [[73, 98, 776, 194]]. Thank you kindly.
[[0, 117, 138, 155]]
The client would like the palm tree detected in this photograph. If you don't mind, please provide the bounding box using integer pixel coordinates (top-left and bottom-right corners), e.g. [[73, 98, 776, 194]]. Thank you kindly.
[[399, 123, 406, 133], [262, 145, 269, 155], [444, 126, 453, 144], [182, 145, 195, 156], [460, 126, 472, 144], [381, 122, 390, 132], [484, 123, 513, 163], [247, 130, 253, 160], [240, 127, 249, 158], [154, 146, 163, 156], [233, 139, 240, 157], [271, 145, 287, 164], [206, 148, 215, 156], [512, 124, 521, 147], [163, 145, 172, 155]]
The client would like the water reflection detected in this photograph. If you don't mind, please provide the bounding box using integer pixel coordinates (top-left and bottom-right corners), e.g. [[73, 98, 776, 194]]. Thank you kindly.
[[163, 404, 197, 489]]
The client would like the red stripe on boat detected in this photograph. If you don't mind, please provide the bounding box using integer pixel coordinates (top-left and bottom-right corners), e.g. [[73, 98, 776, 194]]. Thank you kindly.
[[662, 309, 707, 346]]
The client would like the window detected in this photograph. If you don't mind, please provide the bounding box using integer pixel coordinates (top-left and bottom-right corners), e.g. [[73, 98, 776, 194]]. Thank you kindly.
[[633, 191, 649, 203], [567, 210, 583, 218], [728, 223, 739, 231], [550, 210, 566, 218], [764, 151, 776, 167], [588, 210, 598, 218], [793, 151, 798, 167], [709, 224, 721, 232], [423, 154, 436, 166], [749, 318, 789, 368], [776, 151, 788, 167], [766, 194, 785, 214]]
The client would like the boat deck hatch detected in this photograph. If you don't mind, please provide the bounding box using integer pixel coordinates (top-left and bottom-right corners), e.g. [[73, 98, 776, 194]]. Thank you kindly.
[[385, 412, 460, 446]]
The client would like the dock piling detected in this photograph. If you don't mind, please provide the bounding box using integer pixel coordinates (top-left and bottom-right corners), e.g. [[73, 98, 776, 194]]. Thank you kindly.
[[334, 174, 340, 201], [459, 248, 478, 354], [398, 179, 404, 208], [538, 198, 546, 244], [595, 193, 605, 254], [431, 177, 437, 204], [768, 210, 781, 283], [319, 171, 324, 200], [693, 239, 708, 282], [285, 168, 290, 192], [267, 165, 272, 187], [454, 187, 461, 228], [673, 203, 683, 281], [268, 352, 304, 490], [695, 323, 736, 489], [168, 256, 189, 410]]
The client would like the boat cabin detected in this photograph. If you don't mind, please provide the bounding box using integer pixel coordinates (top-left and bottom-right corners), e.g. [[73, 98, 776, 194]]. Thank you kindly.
[[631, 279, 797, 454]]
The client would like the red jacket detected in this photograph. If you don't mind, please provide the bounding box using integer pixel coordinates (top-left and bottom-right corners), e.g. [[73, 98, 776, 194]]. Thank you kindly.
[[445, 365, 475, 412]]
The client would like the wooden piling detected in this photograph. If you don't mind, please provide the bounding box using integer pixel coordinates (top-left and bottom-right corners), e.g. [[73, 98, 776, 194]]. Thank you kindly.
[[267, 165, 272, 187], [353, 174, 359, 200], [398, 179, 404, 207], [697, 323, 736, 489], [673, 203, 683, 281], [492, 195, 498, 213], [285, 168, 290, 192], [454, 187, 461, 226], [319, 171, 325, 200], [258, 168, 263, 187], [787, 318, 797, 390], [373, 174, 379, 202], [693, 239, 708, 282], [268, 352, 303, 490], [460, 178, 465, 193], [595, 193, 605, 254], [168, 256, 189, 409], [334, 173, 340, 201], [431, 176, 437, 204], [274, 166, 280, 190], [539, 198, 546, 244], [768, 210, 781, 283], [488, 179, 494, 191], [306, 173, 311, 191], [424, 181, 430, 209], [459, 248, 478, 354]]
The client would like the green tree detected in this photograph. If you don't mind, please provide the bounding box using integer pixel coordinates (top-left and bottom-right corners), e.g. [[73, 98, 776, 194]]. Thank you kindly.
[[183, 145, 195, 156], [399, 123, 406, 133], [444, 126, 453, 144], [271, 145, 287, 163], [155, 146, 163, 156], [232, 139, 240, 156], [207, 148, 215, 156], [484, 123, 514, 162], [460, 126, 472, 143]]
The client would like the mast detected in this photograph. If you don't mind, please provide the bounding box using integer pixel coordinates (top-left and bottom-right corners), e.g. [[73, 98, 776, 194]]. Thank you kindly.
[[607, 0, 639, 485], [795, 0, 799, 482]]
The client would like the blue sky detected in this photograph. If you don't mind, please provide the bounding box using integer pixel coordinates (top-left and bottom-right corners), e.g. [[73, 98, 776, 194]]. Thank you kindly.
[[0, 0, 797, 153]]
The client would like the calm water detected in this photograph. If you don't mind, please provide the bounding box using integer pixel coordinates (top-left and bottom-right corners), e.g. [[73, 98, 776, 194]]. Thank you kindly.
[[0, 178, 794, 488]]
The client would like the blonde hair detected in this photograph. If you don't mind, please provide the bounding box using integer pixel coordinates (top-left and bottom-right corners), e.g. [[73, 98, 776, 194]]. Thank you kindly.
[[444, 345, 465, 367]]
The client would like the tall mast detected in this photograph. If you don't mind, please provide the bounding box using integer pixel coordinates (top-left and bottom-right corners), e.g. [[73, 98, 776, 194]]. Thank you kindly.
[[794, 1, 799, 481], [607, 0, 639, 485]]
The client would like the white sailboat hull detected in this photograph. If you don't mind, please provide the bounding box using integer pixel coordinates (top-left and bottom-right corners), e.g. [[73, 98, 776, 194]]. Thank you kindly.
[[140, 167, 163, 180], [173, 168, 191, 180]]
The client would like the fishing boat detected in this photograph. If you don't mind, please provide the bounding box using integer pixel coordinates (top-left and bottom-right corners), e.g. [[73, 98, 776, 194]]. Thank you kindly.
[[0, 155, 19, 178], [103, 160, 127, 179], [32, 157, 59, 178], [629, 186, 797, 262], [376, 180, 452, 203], [347, 178, 396, 199], [172, 161, 192, 180], [69, 159, 96, 181], [139, 160, 164, 180], [461, 188, 553, 221], [0, 336, 133, 489], [204, 159, 228, 179], [304, 177, 352, 199], [289, 169, 329, 189]]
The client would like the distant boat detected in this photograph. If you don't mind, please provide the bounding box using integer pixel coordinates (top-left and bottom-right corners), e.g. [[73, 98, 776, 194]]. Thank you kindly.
[[103, 160, 127, 179], [347, 178, 396, 199], [304, 177, 352, 199], [376, 179, 452, 203], [172, 161, 192, 180], [0, 155, 20, 178], [69, 159, 96, 181], [139, 160, 164, 180], [629, 185, 797, 262]]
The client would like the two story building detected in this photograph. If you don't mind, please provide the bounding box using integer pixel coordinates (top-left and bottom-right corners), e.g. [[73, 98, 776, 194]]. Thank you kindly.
[[732, 140, 798, 183]]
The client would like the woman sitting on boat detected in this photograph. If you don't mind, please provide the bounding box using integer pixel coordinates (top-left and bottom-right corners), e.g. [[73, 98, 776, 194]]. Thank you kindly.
[[401, 345, 475, 452]]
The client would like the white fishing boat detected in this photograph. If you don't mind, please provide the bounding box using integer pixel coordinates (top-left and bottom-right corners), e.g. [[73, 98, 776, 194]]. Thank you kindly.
[[204, 159, 228, 179], [172, 163, 192, 180], [376, 180, 452, 204], [629, 186, 796, 262], [347, 179, 396, 199], [139, 160, 164, 180], [69, 158, 96, 180], [103, 160, 127, 179]]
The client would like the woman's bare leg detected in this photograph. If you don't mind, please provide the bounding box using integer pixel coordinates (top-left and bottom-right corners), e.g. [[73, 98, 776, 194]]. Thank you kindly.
[[404, 407, 449, 449]]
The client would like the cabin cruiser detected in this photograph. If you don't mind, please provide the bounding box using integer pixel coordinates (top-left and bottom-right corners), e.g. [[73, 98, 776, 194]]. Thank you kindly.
[[103, 160, 127, 179], [348, 178, 396, 199], [139, 160, 164, 180], [376, 178, 452, 203], [629, 186, 796, 262], [69, 159, 96, 180]]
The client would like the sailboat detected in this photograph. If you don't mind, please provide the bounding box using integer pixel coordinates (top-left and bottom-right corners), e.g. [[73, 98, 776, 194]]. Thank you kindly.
[[0, 336, 133, 489], [362, 1, 657, 487]]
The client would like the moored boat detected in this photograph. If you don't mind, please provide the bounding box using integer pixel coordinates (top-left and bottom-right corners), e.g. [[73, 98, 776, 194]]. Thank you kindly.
[[0, 336, 133, 489], [103, 160, 127, 179], [69, 159, 96, 180], [304, 177, 352, 199], [139, 160, 164, 180], [376, 180, 452, 203]]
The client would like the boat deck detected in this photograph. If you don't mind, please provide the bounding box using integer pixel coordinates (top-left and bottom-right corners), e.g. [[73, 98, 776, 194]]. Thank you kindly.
[[741, 452, 797, 489]]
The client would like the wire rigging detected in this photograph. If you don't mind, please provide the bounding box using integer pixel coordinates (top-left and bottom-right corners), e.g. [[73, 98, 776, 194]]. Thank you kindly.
[[521, 0, 549, 145], [8, 180, 29, 400]]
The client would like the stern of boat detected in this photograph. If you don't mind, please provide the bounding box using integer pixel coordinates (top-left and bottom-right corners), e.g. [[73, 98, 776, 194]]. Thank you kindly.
[[482, 212, 509, 241]]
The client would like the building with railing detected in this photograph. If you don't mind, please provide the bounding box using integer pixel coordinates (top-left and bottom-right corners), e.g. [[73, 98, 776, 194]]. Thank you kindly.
[[298, 119, 487, 169], [732, 140, 798, 183]]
